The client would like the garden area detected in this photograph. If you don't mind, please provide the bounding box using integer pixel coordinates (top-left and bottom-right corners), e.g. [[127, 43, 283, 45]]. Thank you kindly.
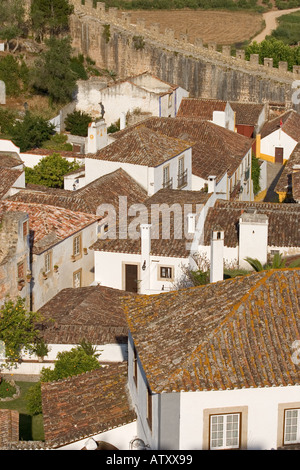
[[0, 377, 44, 441]]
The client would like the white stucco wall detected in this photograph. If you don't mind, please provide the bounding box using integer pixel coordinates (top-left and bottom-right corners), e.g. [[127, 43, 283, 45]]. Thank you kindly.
[[260, 129, 297, 161], [179, 385, 300, 450], [20, 152, 85, 169], [58, 421, 137, 450], [153, 149, 192, 194], [32, 221, 98, 310]]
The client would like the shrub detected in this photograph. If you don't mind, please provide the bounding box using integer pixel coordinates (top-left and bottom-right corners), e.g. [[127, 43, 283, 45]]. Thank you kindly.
[[25, 153, 80, 188], [64, 110, 92, 137], [0, 378, 16, 399], [26, 346, 101, 415]]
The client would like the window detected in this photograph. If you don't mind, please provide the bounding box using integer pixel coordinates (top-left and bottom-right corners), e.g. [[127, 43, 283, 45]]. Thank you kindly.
[[73, 269, 82, 288], [210, 413, 240, 450], [159, 266, 173, 280], [44, 252, 52, 274], [23, 220, 29, 238], [73, 234, 81, 257], [17, 261, 24, 280], [284, 409, 300, 445], [177, 157, 187, 188], [163, 165, 172, 189]]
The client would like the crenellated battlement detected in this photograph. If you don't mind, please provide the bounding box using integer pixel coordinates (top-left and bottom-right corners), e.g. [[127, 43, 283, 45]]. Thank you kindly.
[[70, 0, 300, 80]]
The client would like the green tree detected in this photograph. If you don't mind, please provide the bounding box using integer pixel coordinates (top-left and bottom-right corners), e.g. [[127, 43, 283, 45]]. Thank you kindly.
[[30, 0, 74, 40], [245, 37, 300, 71], [33, 36, 77, 104], [11, 112, 55, 152], [0, 107, 17, 137], [64, 110, 93, 137], [25, 153, 80, 188], [0, 297, 41, 368], [26, 345, 101, 415], [251, 153, 261, 195], [0, 0, 27, 44], [0, 55, 29, 96]]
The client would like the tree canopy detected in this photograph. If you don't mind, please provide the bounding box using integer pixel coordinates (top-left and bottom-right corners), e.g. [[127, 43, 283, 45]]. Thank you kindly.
[[30, 0, 74, 40], [11, 112, 55, 152], [33, 36, 77, 104], [0, 297, 41, 368], [64, 110, 93, 137], [25, 153, 81, 188]]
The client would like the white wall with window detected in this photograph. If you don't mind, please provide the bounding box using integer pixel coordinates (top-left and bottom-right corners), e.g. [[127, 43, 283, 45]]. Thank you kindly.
[[179, 385, 300, 450]]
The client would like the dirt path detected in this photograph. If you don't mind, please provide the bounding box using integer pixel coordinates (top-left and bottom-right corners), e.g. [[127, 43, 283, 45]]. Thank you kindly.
[[251, 7, 300, 43]]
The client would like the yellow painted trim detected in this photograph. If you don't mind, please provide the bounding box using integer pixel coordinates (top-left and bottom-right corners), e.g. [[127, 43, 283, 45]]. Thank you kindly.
[[277, 191, 287, 202], [259, 153, 275, 163]]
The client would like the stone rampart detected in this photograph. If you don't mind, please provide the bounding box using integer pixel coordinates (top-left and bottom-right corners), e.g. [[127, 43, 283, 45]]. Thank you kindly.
[[69, 0, 300, 109]]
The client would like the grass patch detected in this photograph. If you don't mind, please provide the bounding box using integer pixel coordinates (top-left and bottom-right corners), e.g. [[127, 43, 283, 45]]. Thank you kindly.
[[0, 380, 44, 441], [269, 11, 300, 45]]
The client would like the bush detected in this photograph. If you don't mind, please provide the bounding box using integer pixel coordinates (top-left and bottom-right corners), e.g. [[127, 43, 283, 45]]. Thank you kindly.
[[11, 112, 55, 152], [65, 110, 92, 137], [25, 153, 80, 188], [0, 378, 16, 399], [26, 346, 101, 415]]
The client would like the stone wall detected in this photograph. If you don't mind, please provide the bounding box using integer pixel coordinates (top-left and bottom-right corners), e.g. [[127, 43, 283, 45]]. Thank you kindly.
[[69, 0, 300, 111]]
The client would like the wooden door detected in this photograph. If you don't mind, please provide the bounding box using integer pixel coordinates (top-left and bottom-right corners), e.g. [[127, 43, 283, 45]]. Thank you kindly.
[[125, 264, 138, 293], [275, 147, 284, 164]]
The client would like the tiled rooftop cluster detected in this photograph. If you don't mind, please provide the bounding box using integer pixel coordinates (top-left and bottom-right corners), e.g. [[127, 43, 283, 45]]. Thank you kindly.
[[260, 109, 300, 140]]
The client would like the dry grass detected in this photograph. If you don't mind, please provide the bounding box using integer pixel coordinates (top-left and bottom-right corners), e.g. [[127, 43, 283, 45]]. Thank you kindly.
[[129, 9, 265, 45], [4, 94, 61, 120]]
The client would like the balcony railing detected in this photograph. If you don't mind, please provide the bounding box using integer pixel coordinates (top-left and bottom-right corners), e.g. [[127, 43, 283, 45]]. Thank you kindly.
[[177, 169, 188, 189], [163, 177, 173, 189]]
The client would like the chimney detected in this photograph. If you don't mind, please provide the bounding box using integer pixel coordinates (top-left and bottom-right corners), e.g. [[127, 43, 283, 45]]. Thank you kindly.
[[187, 213, 196, 234], [208, 175, 217, 193], [238, 209, 268, 269], [140, 224, 151, 293], [87, 120, 108, 154], [210, 228, 224, 283], [120, 112, 126, 130]]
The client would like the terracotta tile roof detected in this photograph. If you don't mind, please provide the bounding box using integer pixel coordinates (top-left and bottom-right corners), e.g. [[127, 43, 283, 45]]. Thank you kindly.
[[275, 142, 300, 194], [229, 102, 265, 126], [37, 285, 136, 345], [176, 98, 227, 120], [41, 362, 136, 448], [21, 148, 82, 159], [260, 110, 300, 141], [0, 201, 100, 254], [87, 125, 193, 167], [123, 268, 300, 393], [0, 168, 23, 199], [293, 171, 300, 201], [203, 199, 300, 248], [91, 189, 211, 258], [113, 117, 253, 181], [0, 152, 23, 168], [8, 168, 148, 214]]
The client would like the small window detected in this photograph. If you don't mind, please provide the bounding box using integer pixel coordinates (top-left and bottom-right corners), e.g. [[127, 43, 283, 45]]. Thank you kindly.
[[160, 266, 173, 279], [17, 261, 24, 280], [284, 409, 300, 445], [210, 413, 240, 450], [73, 234, 81, 257], [44, 252, 52, 274], [73, 269, 82, 288], [23, 220, 29, 238]]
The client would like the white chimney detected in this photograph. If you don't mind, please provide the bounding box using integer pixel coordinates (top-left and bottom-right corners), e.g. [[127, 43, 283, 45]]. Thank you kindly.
[[210, 228, 224, 283], [140, 224, 151, 293], [238, 209, 268, 269], [208, 175, 217, 193], [187, 213, 196, 234], [120, 112, 126, 130], [87, 120, 108, 154]]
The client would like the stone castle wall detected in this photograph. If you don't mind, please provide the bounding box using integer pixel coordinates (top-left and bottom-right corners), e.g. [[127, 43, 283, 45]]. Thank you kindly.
[[69, 0, 300, 109]]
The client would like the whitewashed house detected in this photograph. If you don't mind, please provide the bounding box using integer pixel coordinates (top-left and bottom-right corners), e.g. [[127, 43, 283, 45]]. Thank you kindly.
[[257, 109, 300, 164], [176, 97, 235, 131], [91, 188, 224, 294], [200, 199, 300, 269], [125, 267, 300, 450], [76, 72, 189, 128], [0, 200, 100, 311], [84, 125, 193, 196], [111, 117, 254, 201]]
